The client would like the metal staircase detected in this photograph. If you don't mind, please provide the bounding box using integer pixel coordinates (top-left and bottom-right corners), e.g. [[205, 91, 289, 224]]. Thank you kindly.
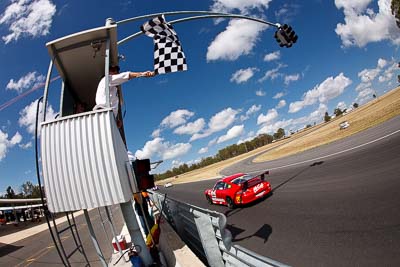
[[47, 211, 90, 266], [34, 97, 90, 267]]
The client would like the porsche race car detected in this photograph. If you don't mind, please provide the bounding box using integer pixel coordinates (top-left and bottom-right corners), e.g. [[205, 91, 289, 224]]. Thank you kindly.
[[204, 172, 272, 209]]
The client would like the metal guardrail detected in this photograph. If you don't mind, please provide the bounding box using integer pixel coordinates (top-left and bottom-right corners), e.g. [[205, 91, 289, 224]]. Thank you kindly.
[[150, 192, 290, 267]]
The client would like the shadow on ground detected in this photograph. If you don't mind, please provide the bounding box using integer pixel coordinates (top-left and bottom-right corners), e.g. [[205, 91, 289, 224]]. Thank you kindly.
[[0, 242, 24, 257], [227, 224, 273, 243]]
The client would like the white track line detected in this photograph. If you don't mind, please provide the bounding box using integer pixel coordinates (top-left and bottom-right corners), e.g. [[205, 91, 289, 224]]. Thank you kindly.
[[248, 128, 400, 174]]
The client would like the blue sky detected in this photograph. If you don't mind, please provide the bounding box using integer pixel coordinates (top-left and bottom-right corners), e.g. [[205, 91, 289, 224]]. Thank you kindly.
[[0, 0, 399, 193]]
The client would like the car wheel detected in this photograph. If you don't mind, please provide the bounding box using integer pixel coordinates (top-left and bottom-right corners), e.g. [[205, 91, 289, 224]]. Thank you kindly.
[[206, 195, 212, 205], [226, 197, 235, 209]]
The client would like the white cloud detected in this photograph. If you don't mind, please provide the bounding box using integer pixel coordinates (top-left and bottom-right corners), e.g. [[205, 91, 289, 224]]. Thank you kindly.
[[208, 107, 238, 131], [135, 138, 165, 159], [355, 81, 372, 92], [257, 108, 278, 125], [246, 105, 261, 116], [356, 88, 375, 104], [247, 104, 262, 115], [19, 99, 56, 135], [163, 143, 192, 160], [240, 104, 261, 121], [275, 3, 301, 23], [198, 147, 208, 154], [257, 119, 291, 135], [263, 51, 280, 62], [259, 64, 286, 82], [337, 101, 347, 110], [335, 0, 400, 48], [358, 68, 380, 82], [161, 109, 194, 129], [0, 0, 57, 44], [284, 73, 300, 85], [10, 131, 22, 145], [230, 67, 258, 83], [206, 19, 267, 61], [355, 58, 395, 96], [208, 138, 218, 147], [255, 89, 266, 96], [19, 142, 32, 149], [237, 131, 256, 144], [57, 3, 68, 16], [378, 61, 397, 83], [359, 57, 391, 83], [0, 130, 22, 161], [217, 125, 245, 143], [257, 104, 328, 135], [186, 158, 201, 166], [171, 160, 183, 168], [288, 101, 303, 114], [306, 103, 329, 124], [174, 118, 205, 135], [151, 128, 161, 138], [273, 92, 284, 99], [288, 73, 352, 113], [377, 58, 388, 68], [210, 0, 272, 14], [6, 72, 45, 94], [189, 132, 212, 142], [135, 137, 191, 160], [190, 107, 238, 141], [276, 99, 286, 109]]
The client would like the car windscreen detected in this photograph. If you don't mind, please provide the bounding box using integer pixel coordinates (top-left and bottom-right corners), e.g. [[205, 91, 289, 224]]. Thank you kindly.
[[231, 174, 253, 185]]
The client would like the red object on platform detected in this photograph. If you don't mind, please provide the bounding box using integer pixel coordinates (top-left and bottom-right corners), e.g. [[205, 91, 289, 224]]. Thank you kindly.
[[112, 235, 127, 251]]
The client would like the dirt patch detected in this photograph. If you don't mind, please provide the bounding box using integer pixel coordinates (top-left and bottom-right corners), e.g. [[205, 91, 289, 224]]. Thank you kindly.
[[254, 87, 400, 162]]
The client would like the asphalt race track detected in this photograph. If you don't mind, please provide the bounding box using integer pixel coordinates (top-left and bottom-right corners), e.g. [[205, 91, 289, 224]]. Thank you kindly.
[[159, 115, 400, 267]]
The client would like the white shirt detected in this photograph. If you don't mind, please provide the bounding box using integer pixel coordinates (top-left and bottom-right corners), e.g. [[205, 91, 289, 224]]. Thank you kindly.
[[95, 72, 130, 117]]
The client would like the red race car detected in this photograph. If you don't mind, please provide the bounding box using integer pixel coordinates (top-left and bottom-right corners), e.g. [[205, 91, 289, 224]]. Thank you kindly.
[[204, 172, 272, 209]]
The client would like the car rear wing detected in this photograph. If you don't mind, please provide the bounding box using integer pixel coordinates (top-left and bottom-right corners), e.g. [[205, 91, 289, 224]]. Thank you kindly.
[[242, 170, 270, 190], [260, 170, 270, 181]]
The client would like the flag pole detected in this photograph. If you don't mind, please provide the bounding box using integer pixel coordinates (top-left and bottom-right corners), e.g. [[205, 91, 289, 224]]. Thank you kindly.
[[117, 11, 280, 46]]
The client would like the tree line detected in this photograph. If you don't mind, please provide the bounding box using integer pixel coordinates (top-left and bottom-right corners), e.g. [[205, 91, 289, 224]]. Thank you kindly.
[[324, 103, 359, 122], [155, 128, 286, 181], [0, 181, 43, 202]]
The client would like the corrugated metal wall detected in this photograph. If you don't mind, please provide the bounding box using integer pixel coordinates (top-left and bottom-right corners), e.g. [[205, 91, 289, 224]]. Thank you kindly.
[[41, 109, 135, 212]]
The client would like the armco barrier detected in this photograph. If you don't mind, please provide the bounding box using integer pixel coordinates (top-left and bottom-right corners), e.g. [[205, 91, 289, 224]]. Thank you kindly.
[[150, 192, 290, 267]]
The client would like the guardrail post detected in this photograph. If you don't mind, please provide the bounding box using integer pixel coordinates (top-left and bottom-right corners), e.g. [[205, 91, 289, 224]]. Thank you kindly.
[[193, 210, 224, 267]]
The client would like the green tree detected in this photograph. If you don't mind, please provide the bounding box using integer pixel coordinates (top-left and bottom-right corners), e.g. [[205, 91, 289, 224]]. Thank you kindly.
[[392, 0, 400, 28], [21, 181, 40, 198], [273, 128, 285, 140], [5, 186, 15, 199], [324, 112, 331, 122], [334, 108, 343, 117], [32, 186, 42, 198], [21, 181, 35, 198]]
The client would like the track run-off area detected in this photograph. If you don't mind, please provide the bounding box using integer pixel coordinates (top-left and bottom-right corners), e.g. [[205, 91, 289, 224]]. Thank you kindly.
[[159, 115, 400, 267]]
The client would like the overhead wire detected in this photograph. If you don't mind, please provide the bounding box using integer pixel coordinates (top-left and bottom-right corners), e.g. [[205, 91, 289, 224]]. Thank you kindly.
[[0, 76, 61, 112]]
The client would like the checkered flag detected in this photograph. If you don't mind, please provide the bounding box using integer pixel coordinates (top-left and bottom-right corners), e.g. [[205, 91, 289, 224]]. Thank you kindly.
[[141, 15, 187, 75]]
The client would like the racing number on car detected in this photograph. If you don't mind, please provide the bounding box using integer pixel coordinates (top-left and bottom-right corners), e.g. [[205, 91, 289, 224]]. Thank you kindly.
[[211, 190, 217, 199], [253, 183, 264, 193]]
